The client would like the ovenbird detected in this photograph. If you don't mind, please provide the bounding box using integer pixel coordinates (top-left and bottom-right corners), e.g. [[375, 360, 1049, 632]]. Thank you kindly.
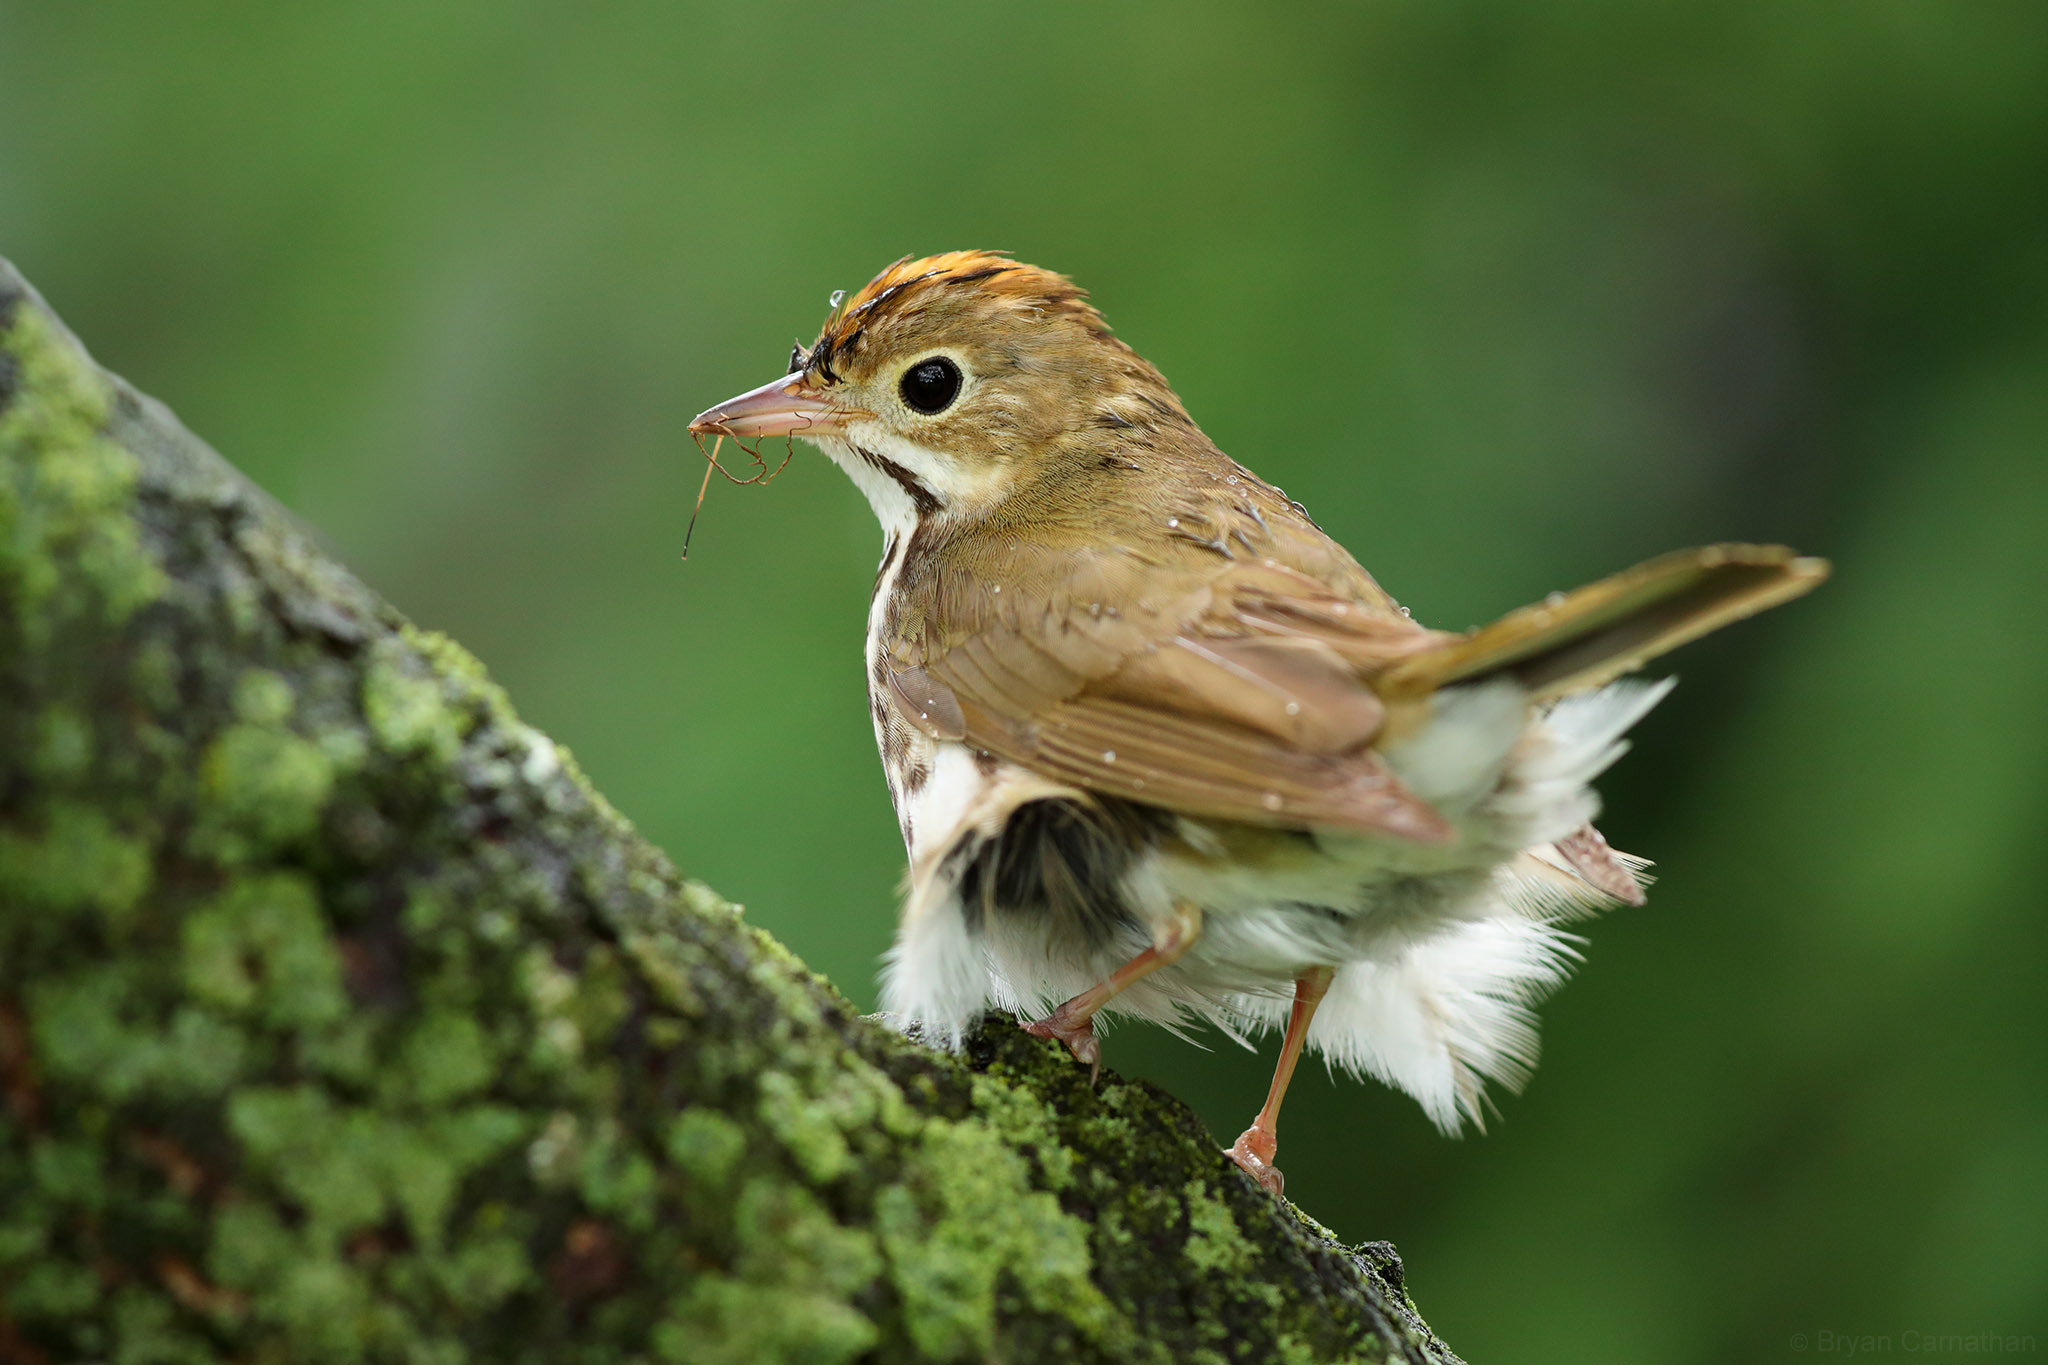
[[690, 251, 1827, 1194]]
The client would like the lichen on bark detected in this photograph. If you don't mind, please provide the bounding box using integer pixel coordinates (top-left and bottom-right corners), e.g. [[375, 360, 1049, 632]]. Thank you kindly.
[[0, 256, 1462, 1364]]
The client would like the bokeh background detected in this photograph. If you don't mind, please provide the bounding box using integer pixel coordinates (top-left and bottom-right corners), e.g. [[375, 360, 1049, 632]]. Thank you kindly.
[[5, 4, 2044, 1359]]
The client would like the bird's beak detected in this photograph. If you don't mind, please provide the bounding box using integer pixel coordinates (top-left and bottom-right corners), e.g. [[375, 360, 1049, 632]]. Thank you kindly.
[[689, 373, 845, 440]]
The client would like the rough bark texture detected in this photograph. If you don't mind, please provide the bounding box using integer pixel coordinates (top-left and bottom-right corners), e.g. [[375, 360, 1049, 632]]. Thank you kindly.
[[0, 256, 1463, 1365]]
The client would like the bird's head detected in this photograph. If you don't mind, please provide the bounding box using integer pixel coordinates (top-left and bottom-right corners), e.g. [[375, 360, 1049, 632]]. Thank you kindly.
[[689, 251, 1193, 534]]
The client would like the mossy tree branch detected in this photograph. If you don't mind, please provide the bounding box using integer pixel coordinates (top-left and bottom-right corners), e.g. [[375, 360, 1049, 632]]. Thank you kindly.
[[0, 256, 1462, 1365]]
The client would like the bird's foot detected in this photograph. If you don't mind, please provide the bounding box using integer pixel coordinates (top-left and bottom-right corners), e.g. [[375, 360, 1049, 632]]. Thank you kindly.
[[1226, 1125, 1284, 1196], [1021, 1010, 1101, 1082]]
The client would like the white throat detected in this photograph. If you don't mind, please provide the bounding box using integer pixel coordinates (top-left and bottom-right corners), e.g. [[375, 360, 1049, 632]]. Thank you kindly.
[[812, 433, 925, 540], [813, 424, 1011, 539]]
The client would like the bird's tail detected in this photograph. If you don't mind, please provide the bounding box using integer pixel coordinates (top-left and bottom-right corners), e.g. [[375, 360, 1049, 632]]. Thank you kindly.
[[1382, 543, 1830, 703]]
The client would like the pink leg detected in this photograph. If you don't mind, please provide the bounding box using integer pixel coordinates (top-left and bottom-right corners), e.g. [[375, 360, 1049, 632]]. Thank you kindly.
[[1226, 966, 1337, 1196], [1023, 906, 1200, 1081]]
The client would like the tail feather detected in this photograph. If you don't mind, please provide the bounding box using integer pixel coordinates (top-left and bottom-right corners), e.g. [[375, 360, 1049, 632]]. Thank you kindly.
[[1384, 543, 1829, 703]]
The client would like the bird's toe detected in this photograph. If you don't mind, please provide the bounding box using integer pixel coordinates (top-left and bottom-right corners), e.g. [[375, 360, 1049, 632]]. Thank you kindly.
[[1021, 1014, 1101, 1076], [1226, 1128, 1285, 1196]]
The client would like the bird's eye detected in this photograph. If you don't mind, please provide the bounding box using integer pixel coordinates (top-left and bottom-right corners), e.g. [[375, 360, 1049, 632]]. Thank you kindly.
[[899, 357, 962, 415]]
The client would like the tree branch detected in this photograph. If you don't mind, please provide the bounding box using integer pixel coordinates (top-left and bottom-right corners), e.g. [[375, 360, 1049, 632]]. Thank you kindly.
[[0, 257, 1462, 1365]]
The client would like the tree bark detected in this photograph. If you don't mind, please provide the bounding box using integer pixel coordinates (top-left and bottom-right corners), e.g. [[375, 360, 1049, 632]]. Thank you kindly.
[[0, 256, 1463, 1365]]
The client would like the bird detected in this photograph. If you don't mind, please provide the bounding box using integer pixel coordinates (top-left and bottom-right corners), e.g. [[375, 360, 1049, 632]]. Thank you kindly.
[[689, 251, 1828, 1195]]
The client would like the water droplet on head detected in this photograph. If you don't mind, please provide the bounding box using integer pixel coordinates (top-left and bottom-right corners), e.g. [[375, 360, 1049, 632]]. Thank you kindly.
[[1227, 475, 1240, 485], [1262, 792, 1283, 811], [991, 584, 1000, 594], [1166, 518, 1180, 529], [828, 288, 846, 309], [1101, 750, 1117, 763], [1284, 701, 1301, 716], [1545, 591, 1565, 607]]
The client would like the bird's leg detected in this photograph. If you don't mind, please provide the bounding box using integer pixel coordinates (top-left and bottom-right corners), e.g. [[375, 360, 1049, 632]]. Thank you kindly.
[[1023, 902, 1201, 1081], [1227, 965, 1337, 1196]]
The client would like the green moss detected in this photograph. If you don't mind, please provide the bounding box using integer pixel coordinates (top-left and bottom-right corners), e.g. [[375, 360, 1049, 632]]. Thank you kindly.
[[129, 636, 183, 711], [31, 703, 94, 780], [1182, 1178, 1258, 1276], [231, 668, 296, 726], [362, 652, 463, 761], [115, 1287, 224, 1364], [404, 626, 499, 697], [301, 1011, 382, 1087], [524, 1110, 584, 1188], [268, 1255, 377, 1363], [394, 1009, 497, 1105], [877, 1117, 1116, 1360], [29, 1137, 104, 1207], [383, 1125, 467, 1248], [0, 800, 151, 918], [650, 1194, 887, 1362], [667, 1108, 748, 1188], [733, 1177, 883, 1296], [753, 1064, 910, 1185], [181, 873, 347, 1029], [196, 723, 336, 851], [401, 888, 451, 935], [6, 1258, 102, 1317], [620, 928, 708, 1017], [27, 966, 250, 1101], [970, 1072, 1076, 1191], [519, 942, 632, 1072], [227, 1087, 389, 1235], [416, 1226, 532, 1313], [658, 1274, 878, 1365], [764, 1069, 862, 1183], [207, 1200, 300, 1294], [573, 1123, 659, 1228], [0, 303, 166, 638]]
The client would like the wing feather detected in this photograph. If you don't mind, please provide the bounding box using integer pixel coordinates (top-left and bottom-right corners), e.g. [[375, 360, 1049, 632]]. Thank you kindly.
[[890, 544, 1454, 840]]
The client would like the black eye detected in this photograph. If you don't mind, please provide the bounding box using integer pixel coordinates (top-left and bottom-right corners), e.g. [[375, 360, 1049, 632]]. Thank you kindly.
[[899, 356, 962, 414]]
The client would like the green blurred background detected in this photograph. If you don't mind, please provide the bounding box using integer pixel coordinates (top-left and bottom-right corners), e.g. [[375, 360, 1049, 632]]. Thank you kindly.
[[4, 3, 2044, 1359]]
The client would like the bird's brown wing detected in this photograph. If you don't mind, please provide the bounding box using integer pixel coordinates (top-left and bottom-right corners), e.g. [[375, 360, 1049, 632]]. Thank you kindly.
[[887, 539, 1459, 841]]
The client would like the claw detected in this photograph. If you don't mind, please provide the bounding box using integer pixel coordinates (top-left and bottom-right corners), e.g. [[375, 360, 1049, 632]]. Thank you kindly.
[[1022, 1013, 1102, 1083], [1226, 1126, 1284, 1196]]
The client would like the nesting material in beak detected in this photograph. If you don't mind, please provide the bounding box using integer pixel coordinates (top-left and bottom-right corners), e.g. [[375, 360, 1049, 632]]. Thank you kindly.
[[690, 374, 843, 440]]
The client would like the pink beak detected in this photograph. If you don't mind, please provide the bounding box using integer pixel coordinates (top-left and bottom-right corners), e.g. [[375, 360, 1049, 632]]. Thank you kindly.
[[689, 372, 846, 439]]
